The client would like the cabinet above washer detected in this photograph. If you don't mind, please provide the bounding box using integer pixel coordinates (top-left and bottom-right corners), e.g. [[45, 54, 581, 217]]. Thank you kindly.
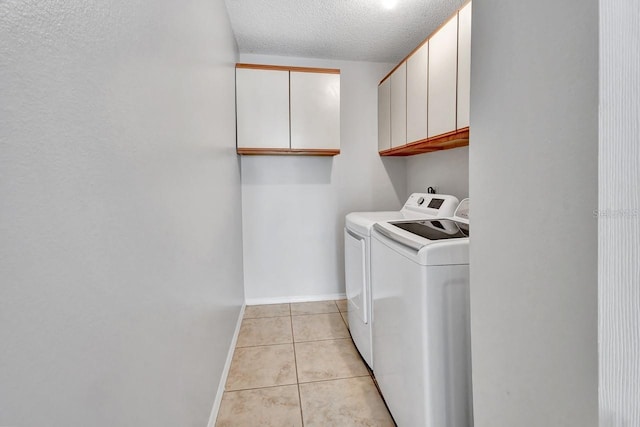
[[236, 64, 340, 156], [379, 1, 471, 157]]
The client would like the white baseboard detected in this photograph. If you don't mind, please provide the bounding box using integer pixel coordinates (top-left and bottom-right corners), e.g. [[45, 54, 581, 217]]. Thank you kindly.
[[245, 293, 347, 306], [206, 303, 246, 427]]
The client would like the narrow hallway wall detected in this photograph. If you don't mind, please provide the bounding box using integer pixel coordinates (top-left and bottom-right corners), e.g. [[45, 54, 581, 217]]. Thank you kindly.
[[469, 0, 598, 425], [0, 1, 244, 425]]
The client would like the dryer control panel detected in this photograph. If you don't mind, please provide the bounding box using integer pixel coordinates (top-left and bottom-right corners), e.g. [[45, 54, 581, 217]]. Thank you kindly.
[[454, 198, 470, 221]]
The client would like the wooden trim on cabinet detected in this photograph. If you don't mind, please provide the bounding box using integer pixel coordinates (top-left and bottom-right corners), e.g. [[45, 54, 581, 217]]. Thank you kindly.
[[236, 63, 340, 74], [379, 146, 440, 156], [379, 127, 469, 156], [237, 148, 340, 156], [379, 0, 472, 85]]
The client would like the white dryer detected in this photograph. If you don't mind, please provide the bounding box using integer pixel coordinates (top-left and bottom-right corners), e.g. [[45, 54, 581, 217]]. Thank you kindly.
[[370, 199, 471, 427], [344, 193, 459, 369]]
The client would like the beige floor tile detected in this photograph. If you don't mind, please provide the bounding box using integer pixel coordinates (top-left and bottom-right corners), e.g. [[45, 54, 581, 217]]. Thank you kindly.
[[295, 338, 369, 383], [291, 313, 350, 342], [236, 316, 292, 347], [226, 344, 297, 391], [216, 385, 302, 427], [299, 376, 395, 426], [290, 300, 339, 315], [341, 311, 349, 327], [244, 303, 290, 319], [335, 299, 348, 313]]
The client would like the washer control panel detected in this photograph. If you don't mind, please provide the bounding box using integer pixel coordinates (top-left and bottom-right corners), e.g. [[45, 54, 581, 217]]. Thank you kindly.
[[402, 193, 459, 217]]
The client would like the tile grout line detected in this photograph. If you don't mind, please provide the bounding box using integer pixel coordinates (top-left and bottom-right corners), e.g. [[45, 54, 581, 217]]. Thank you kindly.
[[288, 309, 305, 426], [235, 341, 294, 349], [295, 337, 352, 343], [243, 314, 292, 319], [225, 382, 299, 393], [290, 314, 299, 385], [293, 335, 351, 344], [293, 335, 352, 344], [340, 311, 348, 328], [289, 301, 306, 426], [226, 373, 374, 393], [291, 311, 340, 317], [297, 374, 372, 386], [297, 382, 305, 426]]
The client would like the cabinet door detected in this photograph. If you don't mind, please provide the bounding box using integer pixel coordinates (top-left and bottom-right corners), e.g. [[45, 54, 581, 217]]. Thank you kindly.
[[457, 2, 472, 130], [236, 68, 290, 149], [390, 62, 407, 148], [428, 15, 458, 137], [290, 71, 340, 150], [378, 79, 391, 152], [406, 42, 429, 144]]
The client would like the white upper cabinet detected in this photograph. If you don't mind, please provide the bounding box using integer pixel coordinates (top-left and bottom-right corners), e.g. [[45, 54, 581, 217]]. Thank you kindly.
[[457, 2, 472, 129], [428, 14, 458, 138], [390, 62, 407, 148], [236, 67, 290, 149], [290, 71, 340, 150], [378, 1, 471, 156], [406, 42, 429, 143], [235, 64, 341, 155], [378, 78, 391, 152]]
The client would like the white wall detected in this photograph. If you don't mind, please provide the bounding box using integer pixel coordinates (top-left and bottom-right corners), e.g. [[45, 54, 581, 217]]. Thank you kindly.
[[0, 1, 244, 426], [599, 1, 640, 425], [469, 1, 598, 426], [239, 54, 406, 303], [407, 146, 469, 199]]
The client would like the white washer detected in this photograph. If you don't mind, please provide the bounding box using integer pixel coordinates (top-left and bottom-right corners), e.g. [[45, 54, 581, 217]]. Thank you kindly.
[[371, 199, 472, 427], [344, 193, 459, 369]]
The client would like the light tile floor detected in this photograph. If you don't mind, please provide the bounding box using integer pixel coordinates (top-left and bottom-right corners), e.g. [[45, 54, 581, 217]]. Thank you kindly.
[[216, 300, 395, 427]]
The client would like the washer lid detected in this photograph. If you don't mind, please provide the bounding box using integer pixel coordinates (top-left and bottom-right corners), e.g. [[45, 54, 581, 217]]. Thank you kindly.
[[345, 211, 407, 236], [373, 219, 469, 251], [391, 219, 469, 241]]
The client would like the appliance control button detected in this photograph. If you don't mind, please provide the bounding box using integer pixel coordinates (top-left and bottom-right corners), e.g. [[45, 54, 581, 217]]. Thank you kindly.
[[417, 197, 425, 205]]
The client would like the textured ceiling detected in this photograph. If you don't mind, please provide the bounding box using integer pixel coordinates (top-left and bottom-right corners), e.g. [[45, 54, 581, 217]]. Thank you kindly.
[[224, 0, 468, 63]]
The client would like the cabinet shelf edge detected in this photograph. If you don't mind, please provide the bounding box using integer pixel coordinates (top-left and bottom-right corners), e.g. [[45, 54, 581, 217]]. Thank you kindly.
[[236, 63, 340, 74], [379, 128, 469, 156], [237, 148, 340, 156]]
